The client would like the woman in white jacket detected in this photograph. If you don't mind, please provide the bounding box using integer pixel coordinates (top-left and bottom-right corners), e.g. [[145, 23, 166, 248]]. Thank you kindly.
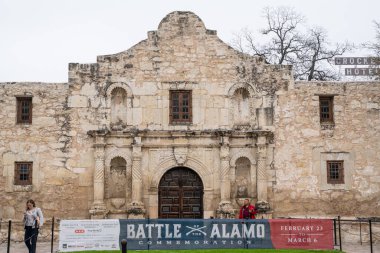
[[23, 199, 44, 253]]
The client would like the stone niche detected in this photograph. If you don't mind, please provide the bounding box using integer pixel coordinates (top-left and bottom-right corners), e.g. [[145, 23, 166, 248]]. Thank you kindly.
[[105, 157, 131, 216], [232, 157, 257, 207], [229, 85, 257, 130], [232, 88, 251, 126], [110, 87, 128, 130]]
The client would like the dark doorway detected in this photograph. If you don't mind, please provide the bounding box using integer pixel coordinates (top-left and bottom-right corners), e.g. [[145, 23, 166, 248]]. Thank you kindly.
[[158, 167, 203, 218]]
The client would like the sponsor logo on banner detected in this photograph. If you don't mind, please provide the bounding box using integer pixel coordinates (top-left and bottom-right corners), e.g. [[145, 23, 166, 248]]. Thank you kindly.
[[59, 219, 120, 252]]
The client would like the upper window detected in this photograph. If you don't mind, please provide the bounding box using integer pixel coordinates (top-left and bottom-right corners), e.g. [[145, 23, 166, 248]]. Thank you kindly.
[[14, 162, 33, 185], [327, 160, 344, 184], [169, 90, 192, 124], [16, 97, 32, 124], [319, 96, 334, 123]]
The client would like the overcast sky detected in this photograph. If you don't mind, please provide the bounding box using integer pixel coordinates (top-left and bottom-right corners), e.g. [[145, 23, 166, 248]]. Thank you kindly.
[[0, 0, 379, 82]]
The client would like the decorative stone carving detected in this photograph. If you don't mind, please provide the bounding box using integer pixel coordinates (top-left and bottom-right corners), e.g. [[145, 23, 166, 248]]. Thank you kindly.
[[111, 198, 126, 209], [158, 149, 173, 163], [105, 148, 132, 168], [236, 185, 248, 198], [220, 159, 230, 181], [105, 82, 133, 99], [256, 136, 268, 202], [151, 155, 209, 189], [132, 157, 142, 181], [90, 133, 107, 218], [216, 201, 235, 219], [256, 200, 271, 213], [127, 201, 146, 219], [129, 139, 145, 217], [218, 140, 234, 217], [173, 147, 188, 165], [227, 82, 255, 97]]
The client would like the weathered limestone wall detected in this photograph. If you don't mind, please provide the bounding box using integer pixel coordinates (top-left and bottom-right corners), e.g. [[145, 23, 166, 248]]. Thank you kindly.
[[0, 82, 93, 219], [0, 11, 288, 221], [67, 12, 290, 131], [6, 12, 377, 222], [274, 81, 380, 218], [65, 11, 290, 218]]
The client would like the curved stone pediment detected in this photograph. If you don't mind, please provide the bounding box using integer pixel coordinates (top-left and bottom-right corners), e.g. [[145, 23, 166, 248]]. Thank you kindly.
[[157, 11, 213, 39]]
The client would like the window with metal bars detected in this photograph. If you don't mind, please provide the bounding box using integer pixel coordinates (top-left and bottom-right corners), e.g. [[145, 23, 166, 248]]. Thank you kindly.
[[16, 97, 32, 124], [14, 162, 33, 185], [169, 90, 192, 124], [319, 96, 334, 123], [327, 161, 344, 184]]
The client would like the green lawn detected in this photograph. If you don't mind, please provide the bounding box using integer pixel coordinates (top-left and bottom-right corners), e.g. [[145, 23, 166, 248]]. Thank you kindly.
[[68, 249, 340, 253]]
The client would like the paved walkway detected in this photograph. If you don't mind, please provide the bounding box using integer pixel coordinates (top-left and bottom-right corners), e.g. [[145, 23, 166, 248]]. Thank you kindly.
[[0, 242, 379, 252], [334, 243, 380, 253], [0, 241, 57, 253]]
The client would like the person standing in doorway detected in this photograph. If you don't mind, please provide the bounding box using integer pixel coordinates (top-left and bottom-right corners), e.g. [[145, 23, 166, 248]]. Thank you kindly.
[[239, 198, 257, 219], [23, 199, 44, 253]]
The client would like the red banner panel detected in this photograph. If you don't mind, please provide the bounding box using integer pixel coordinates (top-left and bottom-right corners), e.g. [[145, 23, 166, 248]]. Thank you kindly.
[[269, 219, 333, 249]]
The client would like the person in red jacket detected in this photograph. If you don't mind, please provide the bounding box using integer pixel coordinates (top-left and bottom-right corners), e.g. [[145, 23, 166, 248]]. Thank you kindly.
[[239, 199, 257, 219]]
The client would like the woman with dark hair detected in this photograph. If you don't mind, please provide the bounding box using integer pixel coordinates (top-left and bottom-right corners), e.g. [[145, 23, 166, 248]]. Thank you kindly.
[[23, 199, 44, 253]]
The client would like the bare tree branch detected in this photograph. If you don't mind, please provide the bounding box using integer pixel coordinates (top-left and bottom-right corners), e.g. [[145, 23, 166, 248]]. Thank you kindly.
[[364, 21, 380, 60], [259, 6, 305, 64], [294, 27, 351, 81], [230, 6, 352, 81]]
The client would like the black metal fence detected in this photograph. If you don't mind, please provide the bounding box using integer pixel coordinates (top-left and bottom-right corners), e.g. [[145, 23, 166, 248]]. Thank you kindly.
[[0, 217, 59, 253], [333, 216, 380, 253], [1, 217, 379, 252]]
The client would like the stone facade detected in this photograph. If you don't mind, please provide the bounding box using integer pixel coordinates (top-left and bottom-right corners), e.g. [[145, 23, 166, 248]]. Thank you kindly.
[[274, 82, 380, 218], [0, 11, 379, 221]]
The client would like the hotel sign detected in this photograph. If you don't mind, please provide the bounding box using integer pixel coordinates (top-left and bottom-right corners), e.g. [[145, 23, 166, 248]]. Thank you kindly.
[[335, 57, 380, 65], [335, 57, 380, 76], [344, 68, 380, 76]]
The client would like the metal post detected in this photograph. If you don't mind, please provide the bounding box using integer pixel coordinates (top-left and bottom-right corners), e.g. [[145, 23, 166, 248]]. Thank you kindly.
[[51, 217, 55, 253], [7, 220, 11, 253], [338, 216, 342, 252], [121, 239, 127, 253], [359, 220, 362, 245], [147, 216, 150, 251], [333, 218, 337, 245], [369, 219, 373, 253]]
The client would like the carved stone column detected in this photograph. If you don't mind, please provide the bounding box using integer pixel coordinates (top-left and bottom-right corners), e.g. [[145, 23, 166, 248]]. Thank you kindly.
[[90, 132, 107, 219], [257, 135, 268, 202], [216, 136, 234, 218], [128, 136, 146, 218], [220, 143, 231, 202]]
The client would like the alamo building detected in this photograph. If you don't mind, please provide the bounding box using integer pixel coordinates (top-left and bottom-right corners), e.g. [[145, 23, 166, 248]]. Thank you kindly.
[[1, 11, 379, 221]]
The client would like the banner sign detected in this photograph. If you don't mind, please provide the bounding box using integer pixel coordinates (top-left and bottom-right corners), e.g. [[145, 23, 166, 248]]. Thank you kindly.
[[59, 219, 333, 251], [59, 219, 120, 252], [120, 219, 273, 250], [268, 219, 333, 249]]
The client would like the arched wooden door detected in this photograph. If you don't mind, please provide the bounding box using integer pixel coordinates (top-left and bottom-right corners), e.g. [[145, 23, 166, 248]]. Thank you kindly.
[[158, 167, 203, 218]]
